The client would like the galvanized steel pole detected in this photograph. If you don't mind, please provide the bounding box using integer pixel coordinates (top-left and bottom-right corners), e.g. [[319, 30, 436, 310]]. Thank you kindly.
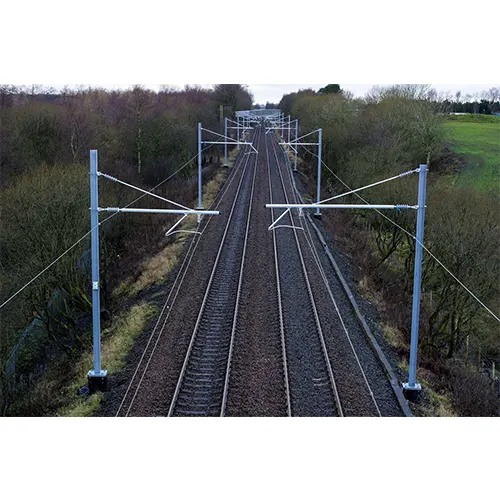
[[294, 119, 298, 172], [88, 150, 107, 392], [403, 164, 428, 398], [198, 123, 202, 219], [237, 116, 240, 150], [224, 117, 228, 166], [315, 129, 323, 218], [287, 115, 291, 151]]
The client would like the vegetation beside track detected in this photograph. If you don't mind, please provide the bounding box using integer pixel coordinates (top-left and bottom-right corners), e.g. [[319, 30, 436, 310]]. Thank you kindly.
[[281, 85, 499, 416]]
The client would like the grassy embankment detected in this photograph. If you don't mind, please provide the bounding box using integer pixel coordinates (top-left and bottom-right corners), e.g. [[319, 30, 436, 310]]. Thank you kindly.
[[443, 115, 500, 194]]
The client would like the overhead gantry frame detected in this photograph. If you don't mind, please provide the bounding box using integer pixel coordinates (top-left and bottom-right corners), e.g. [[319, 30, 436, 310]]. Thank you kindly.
[[87, 126, 254, 391], [265, 158, 429, 400]]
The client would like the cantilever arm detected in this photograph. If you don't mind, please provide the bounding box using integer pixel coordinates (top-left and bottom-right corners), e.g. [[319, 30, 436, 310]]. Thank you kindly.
[[268, 208, 291, 231], [165, 214, 189, 237]]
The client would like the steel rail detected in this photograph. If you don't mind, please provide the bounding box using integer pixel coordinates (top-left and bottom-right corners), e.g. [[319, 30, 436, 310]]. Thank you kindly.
[[116, 138, 253, 417], [269, 132, 344, 417], [167, 131, 258, 417], [265, 129, 292, 417]]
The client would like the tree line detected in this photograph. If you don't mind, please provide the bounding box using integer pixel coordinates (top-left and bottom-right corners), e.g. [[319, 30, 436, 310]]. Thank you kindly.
[[0, 84, 253, 412]]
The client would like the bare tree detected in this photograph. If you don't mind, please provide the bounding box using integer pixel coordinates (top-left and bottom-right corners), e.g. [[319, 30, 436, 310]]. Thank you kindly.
[[132, 85, 150, 175], [484, 87, 500, 103]]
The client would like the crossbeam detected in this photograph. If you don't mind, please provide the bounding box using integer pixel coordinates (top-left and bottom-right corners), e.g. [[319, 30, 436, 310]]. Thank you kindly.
[[280, 142, 319, 146], [99, 208, 221, 215], [265, 203, 417, 210]]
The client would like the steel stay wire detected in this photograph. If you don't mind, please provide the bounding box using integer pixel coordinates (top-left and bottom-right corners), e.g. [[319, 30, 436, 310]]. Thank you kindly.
[[297, 143, 500, 324]]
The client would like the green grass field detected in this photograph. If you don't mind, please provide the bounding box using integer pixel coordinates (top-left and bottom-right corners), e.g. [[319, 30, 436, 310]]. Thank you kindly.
[[444, 117, 500, 195]]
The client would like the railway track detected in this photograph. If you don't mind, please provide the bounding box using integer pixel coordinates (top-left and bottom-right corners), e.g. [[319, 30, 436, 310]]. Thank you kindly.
[[269, 130, 384, 417], [114, 131, 256, 417], [167, 128, 261, 416], [221, 125, 290, 416], [267, 130, 343, 416]]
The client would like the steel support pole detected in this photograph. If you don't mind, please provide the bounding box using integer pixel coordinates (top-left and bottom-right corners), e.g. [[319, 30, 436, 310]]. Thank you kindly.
[[315, 129, 323, 218], [224, 118, 228, 166], [294, 119, 298, 172], [287, 115, 291, 151], [197, 123, 203, 223], [237, 116, 240, 150], [88, 150, 107, 392], [403, 164, 428, 398]]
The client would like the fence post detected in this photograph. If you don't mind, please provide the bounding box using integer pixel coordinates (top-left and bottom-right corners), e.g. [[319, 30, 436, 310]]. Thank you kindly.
[[403, 164, 428, 400], [88, 150, 107, 392]]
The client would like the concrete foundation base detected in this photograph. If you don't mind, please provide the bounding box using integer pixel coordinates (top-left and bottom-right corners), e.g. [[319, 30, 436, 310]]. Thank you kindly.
[[402, 382, 422, 402], [88, 370, 108, 394]]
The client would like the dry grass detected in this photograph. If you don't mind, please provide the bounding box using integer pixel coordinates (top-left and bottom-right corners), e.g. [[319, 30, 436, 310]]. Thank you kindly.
[[127, 242, 185, 296], [60, 301, 157, 416], [204, 168, 227, 208], [423, 387, 457, 417], [358, 275, 384, 309], [9, 302, 157, 417], [381, 322, 409, 350]]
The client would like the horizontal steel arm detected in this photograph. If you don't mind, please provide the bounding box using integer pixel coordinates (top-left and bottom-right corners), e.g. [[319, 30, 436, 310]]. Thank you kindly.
[[265, 204, 418, 210], [99, 208, 222, 215]]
